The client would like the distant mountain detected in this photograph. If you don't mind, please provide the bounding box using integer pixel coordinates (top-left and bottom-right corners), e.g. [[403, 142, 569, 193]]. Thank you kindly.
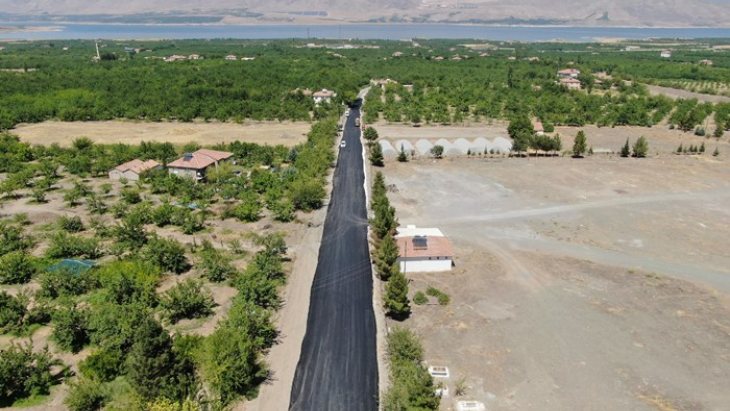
[[4, 0, 730, 27]]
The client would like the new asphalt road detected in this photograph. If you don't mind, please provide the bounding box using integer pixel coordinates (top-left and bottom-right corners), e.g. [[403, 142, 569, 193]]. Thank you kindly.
[[289, 102, 379, 411]]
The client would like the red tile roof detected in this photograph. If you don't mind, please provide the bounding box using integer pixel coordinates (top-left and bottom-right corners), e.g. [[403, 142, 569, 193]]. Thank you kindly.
[[397, 236, 454, 259], [113, 159, 159, 174], [167, 149, 233, 170]]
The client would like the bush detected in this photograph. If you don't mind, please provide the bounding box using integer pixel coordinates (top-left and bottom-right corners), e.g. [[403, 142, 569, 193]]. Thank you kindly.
[[0, 251, 38, 284], [430, 145, 444, 159], [161, 280, 216, 324], [0, 344, 64, 404], [96, 260, 160, 307], [78, 348, 124, 382], [198, 245, 236, 282], [121, 189, 142, 204], [37, 269, 95, 300], [52, 305, 90, 353], [632, 136, 649, 158], [289, 178, 325, 211], [413, 291, 428, 305], [426, 286, 450, 306], [45, 231, 103, 259], [140, 236, 190, 274], [58, 215, 85, 233], [0, 292, 25, 334], [383, 327, 438, 411], [0, 221, 34, 256], [64, 378, 108, 411]]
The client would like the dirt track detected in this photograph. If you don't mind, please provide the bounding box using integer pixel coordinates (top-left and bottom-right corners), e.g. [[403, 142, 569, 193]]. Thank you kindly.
[[383, 151, 730, 411]]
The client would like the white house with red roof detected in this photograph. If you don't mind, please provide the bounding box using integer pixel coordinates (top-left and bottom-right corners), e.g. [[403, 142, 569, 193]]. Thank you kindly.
[[167, 149, 234, 180], [557, 68, 581, 78], [559, 77, 582, 90], [396, 226, 454, 273]]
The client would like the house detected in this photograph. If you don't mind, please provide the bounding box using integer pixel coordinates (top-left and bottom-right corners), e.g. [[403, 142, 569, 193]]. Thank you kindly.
[[109, 159, 160, 181], [313, 89, 336, 104], [559, 77, 582, 90], [557, 68, 581, 78], [660, 50, 672, 58], [188, 54, 201, 60], [533, 120, 545, 135], [241, 57, 256, 61], [167, 149, 234, 180], [392, 51, 403, 57], [699, 59, 714, 66], [395, 226, 454, 273], [433, 56, 445, 61], [225, 54, 237, 60]]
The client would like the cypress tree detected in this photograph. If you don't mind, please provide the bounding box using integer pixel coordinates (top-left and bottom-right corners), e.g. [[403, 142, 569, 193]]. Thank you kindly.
[[713, 147, 720, 156], [375, 233, 400, 281], [397, 145, 408, 162], [125, 317, 176, 400], [384, 267, 410, 320], [620, 138, 631, 157], [572, 130, 587, 158], [632, 136, 649, 158], [677, 143, 683, 153], [700, 142, 706, 153], [369, 143, 384, 166]]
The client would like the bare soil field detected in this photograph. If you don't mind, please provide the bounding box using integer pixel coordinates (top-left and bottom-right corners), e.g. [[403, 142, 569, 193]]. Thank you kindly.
[[13, 120, 311, 147], [383, 151, 730, 410], [646, 84, 730, 104]]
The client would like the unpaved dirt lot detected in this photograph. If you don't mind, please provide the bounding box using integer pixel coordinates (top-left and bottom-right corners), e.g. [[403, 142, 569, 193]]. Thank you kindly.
[[383, 148, 730, 410], [13, 120, 311, 147]]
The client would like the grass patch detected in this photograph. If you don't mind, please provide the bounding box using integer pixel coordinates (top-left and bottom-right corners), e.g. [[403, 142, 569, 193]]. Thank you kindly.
[[426, 286, 450, 306], [413, 291, 428, 305], [12, 393, 52, 408]]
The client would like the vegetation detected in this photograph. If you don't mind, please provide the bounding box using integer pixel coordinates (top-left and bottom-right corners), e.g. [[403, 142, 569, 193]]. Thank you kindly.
[[384, 267, 411, 319], [413, 291, 428, 305], [381, 328, 439, 411], [633, 136, 650, 158], [572, 130, 588, 158], [0, 344, 66, 406], [426, 286, 451, 306], [160, 280, 216, 324]]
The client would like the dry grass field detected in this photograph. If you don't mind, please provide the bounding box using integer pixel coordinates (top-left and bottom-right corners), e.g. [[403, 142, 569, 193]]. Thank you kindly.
[[13, 120, 311, 147]]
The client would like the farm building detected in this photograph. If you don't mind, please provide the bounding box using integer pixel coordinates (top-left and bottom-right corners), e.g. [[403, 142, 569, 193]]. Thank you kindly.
[[557, 68, 580, 78], [109, 159, 160, 181], [167, 149, 234, 180], [396, 226, 454, 273], [313, 89, 336, 104], [559, 77, 582, 90]]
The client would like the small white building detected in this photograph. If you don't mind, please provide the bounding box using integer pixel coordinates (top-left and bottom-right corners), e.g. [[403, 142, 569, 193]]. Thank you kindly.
[[396, 226, 454, 273], [455, 401, 486, 411], [109, 159, 160, 181], [661, 50, 672, 58], [313, 89, 336, 104]]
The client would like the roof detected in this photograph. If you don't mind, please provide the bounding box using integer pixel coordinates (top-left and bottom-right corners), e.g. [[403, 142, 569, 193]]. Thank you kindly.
[[533, 120, 544, 132], [397, 235, 454, 259], [113, 159, 160, 174], [313, 89, 335, 98], [396, 225, 444, 238], [168, 149, 233, 170], [558, 68, 580, 75], [560, 78, 581, 84]]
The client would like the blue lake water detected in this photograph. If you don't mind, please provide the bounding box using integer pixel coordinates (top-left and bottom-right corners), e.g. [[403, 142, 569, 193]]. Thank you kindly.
[[3, 23, 730, 41]]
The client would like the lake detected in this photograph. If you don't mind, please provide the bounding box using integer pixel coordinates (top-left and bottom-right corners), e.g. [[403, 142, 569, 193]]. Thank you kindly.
[[3, 23, 730, 41]]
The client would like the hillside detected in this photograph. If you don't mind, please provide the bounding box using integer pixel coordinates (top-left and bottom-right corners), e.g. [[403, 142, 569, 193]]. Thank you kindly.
[[4, 0, 730, 27]]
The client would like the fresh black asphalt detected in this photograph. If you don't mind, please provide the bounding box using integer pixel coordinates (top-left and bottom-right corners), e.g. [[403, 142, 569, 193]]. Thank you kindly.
[[289, 102, 379, 411]]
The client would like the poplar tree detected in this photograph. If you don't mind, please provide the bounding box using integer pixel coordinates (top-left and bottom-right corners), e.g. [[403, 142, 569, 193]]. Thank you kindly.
[[572, 130, 587, 158], [384, 267, 410, 319]]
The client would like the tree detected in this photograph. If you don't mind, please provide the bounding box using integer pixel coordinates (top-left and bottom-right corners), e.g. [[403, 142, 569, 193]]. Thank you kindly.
[[0, 251, 37, 284], [620, 138, 631, 157], [141, 236, 190, 274], [370, 143, 384, 166], [64, 378, 108, 411], [572, 130, 587, 158], [551, 134, 563, 155], [397, 145, 408, 162], [700, 141, 706, 153], [384, 267, 410, 319], [125, 317, 176, 400], [430, 145, 444, 159], [363, 127, 379, 141], [507, 114, 534, 140], [632, 136, 649, 158], [52, 304, 90, 353], [161, 280, 215, 324], [0, 344, 64, 404], [713, 147, 720, 156], [375, 233, 399, 281]]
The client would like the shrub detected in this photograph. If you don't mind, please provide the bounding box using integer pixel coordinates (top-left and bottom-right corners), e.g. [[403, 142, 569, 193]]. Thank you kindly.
[[58, 215, 85, 233], [0, 221, 34, 256], [383, 327, 438, 411], [64, 378, 108, 411], [52, 305, 90, 353], [413, 291, 428, 305], [0, 251, 38, 284], [289, 178, 325, 211], [45, 232, 103, 259], [78, 348, 124, 382], [430, 145, 444, 159], [120, 189, 142, 204], [152, 204, 176, 227], [140, 236, 190, 274], [0, 344, 64, 404], [0, 291, 25, 334], [632, 136, 649, 158], [96, 261, 160, 307], [160, 280, 216, 324], [426, 286, 450, 306]]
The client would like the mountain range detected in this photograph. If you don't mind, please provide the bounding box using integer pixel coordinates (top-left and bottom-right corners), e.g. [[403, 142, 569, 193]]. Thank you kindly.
[[4, 0, 730, 27]]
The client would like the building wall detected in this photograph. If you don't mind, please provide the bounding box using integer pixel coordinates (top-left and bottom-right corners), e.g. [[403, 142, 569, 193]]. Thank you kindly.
[[398, 257, 452, 273], [109, 170, 123, 180], [168, 167, 200, 179]]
